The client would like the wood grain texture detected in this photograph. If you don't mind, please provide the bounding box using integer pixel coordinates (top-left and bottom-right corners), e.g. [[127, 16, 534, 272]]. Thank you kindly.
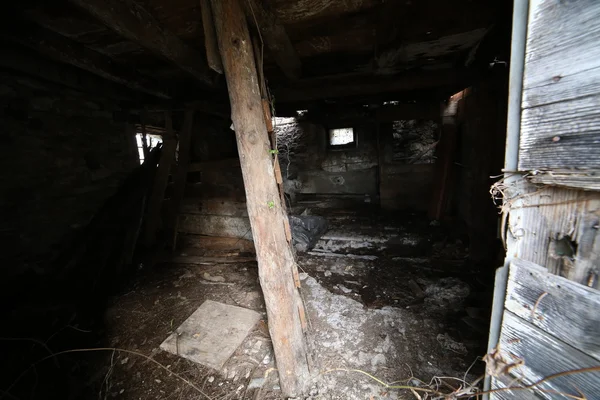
[[519, 94, 600, 170], [528, 170, 600, 191], [505, 179, 600, 287], [498, 311, 600, 400], [67, 0, 215, 86], [491, 374, 540, 400], [523, 0, 600, 100], [519, 0, 600, 173], [505, 259, 600, 361], [211, 0, 310, 395]]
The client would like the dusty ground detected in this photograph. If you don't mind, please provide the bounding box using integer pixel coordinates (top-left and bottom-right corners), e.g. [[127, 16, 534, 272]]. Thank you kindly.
[[94, 213, 491, 400]]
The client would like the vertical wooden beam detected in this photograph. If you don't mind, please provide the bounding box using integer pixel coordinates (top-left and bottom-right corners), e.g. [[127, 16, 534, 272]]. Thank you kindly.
[[165, 110, 195, 249], [428, 115, 458, 220], [140, 110, 150, 159], [200, 0, 223, 74], [210, 0, 310, 396], [144, 111, 177, 246]]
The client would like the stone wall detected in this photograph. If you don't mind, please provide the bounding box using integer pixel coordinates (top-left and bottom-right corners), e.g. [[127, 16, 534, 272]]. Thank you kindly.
[[0, 71, 137, 276]]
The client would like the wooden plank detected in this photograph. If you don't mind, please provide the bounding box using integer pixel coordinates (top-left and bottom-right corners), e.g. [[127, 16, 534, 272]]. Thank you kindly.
[[428, 117, 457, 219], [528, 170, 600, 191], [519, 94, 600, 170], [243, 0, 301, 80], [491, 374, 540, 400], [211, 0, 310, 395], [273, 69, 468, 103], [200, 0, 223, 74], [375, 103, 440, 122], [67, 0, 215, 86], [144, 112, 177, 246], [166, 255, 256, 264], [498, 310, 600, 399], [523, 0, 600, 101], [0, 44, 145, 102], [178, 214, 251, 238], [519, 0, 600, 173], [505, 179, 600, 286], [506, 259, 600, 361], [0, 21, 171, 99], [523, 66, 600, 109], [177, 235, 255, 252], [165, 110, 195, 249]]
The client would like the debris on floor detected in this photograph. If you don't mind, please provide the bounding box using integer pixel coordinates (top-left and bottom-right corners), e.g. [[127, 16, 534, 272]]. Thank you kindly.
[[160, 300, 261, 370], [94, 212, 489, 399]]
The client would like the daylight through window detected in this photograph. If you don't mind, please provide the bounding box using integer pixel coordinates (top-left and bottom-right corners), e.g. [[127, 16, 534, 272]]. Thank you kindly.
[[329, 128, 354, 146]]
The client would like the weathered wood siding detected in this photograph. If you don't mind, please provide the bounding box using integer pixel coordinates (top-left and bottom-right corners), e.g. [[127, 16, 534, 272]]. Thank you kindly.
[[493, 260, 600, 399], [492, 1, 600, 398], [519, 0, 600, 189]]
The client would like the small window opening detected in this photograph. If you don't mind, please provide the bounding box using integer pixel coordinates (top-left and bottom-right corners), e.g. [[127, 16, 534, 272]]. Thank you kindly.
[[328, 127, 355, 147], [135, 133, 163, 164]]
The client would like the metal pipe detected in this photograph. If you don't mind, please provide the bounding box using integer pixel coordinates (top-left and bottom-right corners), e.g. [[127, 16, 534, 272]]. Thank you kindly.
[[483, 0, 529, 397]]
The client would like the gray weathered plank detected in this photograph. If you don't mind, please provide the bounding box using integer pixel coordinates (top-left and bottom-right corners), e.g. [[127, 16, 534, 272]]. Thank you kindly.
[[519, 0, 600, 174], [528, 170, 600, 191], [504, 180, 600, 286], [178, 214, 251, 238], [499, 311, 600, 400], [491, 374, 540, 400], [523, 0, 600, 95], [519, 94, 600, 170], [505, 259, 600, 361], [523, 65, 600, 109]]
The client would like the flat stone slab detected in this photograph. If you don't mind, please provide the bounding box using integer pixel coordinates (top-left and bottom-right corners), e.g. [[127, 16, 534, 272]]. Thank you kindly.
[[160, 300, 261, 370]]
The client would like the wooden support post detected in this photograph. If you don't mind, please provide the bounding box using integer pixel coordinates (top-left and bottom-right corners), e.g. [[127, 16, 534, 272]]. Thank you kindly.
[[211, 0, 310, 396], [428, 115, 458, 220], [140, 110, 150, 159], [165, 110, 195, 249], [144, 111, 177, 246]]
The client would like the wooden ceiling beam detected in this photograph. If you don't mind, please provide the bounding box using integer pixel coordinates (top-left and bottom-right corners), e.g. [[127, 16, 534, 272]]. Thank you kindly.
[[0, 21, 171, 99], [66, 0, 216, 87], [0, 42, 153, 103], [243, 0, 302, 80], [273, 69, 469, 103]]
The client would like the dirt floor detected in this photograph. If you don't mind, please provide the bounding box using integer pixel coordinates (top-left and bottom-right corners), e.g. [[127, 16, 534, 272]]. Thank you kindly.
[[92, 211, 493, 400]]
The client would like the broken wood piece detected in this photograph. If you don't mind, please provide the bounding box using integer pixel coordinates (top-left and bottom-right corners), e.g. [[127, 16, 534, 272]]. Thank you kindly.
[[408, 279, 426, 298], [160, 300, 261, 369], [200, 0, 223, 74], [167, 255, 256, 264]]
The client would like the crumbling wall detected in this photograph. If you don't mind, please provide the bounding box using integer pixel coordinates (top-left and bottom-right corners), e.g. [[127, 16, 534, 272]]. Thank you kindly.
[[0, 72, 137, 276], [276, 119, 378, 202]]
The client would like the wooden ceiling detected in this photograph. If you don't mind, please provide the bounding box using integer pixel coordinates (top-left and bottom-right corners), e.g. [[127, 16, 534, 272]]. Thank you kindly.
[[0, 0, 512, 111]]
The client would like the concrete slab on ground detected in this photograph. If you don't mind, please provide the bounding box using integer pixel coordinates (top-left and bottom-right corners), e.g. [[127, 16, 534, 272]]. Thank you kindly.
[[160, 300, 261, 370]]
